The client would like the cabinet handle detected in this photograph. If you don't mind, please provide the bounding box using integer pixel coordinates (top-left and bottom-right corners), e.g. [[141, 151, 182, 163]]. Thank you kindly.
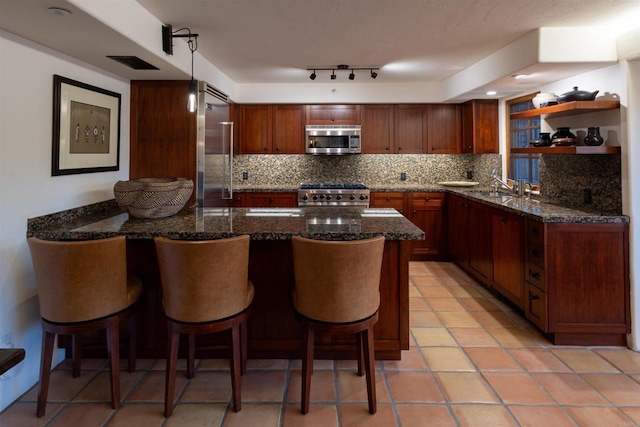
[[529, 269, 540, 280], [412, 210, 417, 214], [500, 217, 506, 223], [398, 146, 403, 150], [330, 116, 335, 121], [400, 210, 404, 214], [263, 147, 268, 151], [424, 197, 430, 201], [385, 146, 390, 151], [529, 292, 540, 302], [529, 249, 539, 257], [275, 147, 280, 151], [528, 226, 539, 234], [431, 146, 436, 151], [386, 197, 391, 201]]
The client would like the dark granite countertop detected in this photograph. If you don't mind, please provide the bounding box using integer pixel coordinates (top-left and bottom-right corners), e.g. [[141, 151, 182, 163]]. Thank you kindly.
[[233, 184, 628, 224], [27, 203, 425, 241]]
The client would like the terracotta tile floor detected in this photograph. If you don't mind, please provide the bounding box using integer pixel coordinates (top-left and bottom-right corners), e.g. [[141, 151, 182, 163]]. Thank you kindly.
[[3, 261, 640, 426]]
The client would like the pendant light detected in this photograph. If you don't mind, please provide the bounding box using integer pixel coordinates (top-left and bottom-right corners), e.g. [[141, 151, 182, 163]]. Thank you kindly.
[[161, 25, 199, 112]]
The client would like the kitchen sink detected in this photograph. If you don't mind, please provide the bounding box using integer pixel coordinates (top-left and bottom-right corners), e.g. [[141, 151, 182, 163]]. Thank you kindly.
[[465, 190, 512, 198]]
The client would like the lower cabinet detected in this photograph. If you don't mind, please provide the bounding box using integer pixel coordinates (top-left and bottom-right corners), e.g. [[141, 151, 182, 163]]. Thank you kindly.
[[233, 192, 298, 207], [447, 194, 630, 346], [370, 192, 444, 260]]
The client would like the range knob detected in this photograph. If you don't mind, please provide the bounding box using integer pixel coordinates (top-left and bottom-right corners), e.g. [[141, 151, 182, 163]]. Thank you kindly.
[[312, 195, 319, 201], [359, 194, 368, 200], [336, 195, 343, 200], [349, 195, 356, 200], [326, 195, 332, 200], [302, 195, 308, 201], [319, 194, 325, 199]]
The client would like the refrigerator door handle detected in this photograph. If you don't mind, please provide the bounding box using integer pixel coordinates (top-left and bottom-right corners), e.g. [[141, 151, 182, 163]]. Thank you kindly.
[[221, 121, 234, 200]]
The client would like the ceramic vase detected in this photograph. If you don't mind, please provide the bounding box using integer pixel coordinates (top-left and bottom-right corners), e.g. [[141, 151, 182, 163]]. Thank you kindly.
[[583, 127, 604, 146]]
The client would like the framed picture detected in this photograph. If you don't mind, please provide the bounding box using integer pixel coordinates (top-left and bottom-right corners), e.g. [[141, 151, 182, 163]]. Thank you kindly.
[[52, 75, 121, 176]]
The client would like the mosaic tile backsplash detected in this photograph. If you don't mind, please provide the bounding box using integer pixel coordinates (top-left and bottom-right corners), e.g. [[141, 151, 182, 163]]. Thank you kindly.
[[230, 154, 501, 187]]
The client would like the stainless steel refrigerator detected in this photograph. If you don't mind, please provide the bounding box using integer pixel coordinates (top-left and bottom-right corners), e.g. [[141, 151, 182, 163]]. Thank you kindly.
[[195, 81, 233, 207]]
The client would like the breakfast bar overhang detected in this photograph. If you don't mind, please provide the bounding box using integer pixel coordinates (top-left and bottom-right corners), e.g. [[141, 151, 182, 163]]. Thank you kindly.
[[27, 205, 425, 360]]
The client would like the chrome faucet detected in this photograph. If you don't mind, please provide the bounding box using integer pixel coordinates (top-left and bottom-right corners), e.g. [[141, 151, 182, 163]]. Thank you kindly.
[[491, 169, 512, 192]]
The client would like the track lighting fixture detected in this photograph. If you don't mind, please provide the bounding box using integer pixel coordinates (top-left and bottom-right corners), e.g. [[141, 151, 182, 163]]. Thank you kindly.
[[306, 65, 380, 81], [161, 25, 200, 112]]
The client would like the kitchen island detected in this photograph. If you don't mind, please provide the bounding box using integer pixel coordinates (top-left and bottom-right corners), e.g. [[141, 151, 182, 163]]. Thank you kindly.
[[28, 203, 424, 360]]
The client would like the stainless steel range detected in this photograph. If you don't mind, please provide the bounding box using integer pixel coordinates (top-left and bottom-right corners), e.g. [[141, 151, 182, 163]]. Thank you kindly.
[[298, 183, 370, 207]]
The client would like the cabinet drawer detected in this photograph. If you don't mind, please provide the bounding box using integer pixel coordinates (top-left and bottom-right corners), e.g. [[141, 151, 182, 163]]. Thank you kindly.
[[525, 283, 548, 331], [411, 193, 443, 209], [306, 105, 360, 124], [527, 241, 545, 267], [370, 192, 405, 212], [525, 220, 545, 246], [526, 262, 546, 291]]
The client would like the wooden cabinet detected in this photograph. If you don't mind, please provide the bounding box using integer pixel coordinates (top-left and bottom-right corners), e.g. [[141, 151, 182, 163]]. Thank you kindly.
[[466, 201, 493, 283], [130, 80, 197, 189], [407, 193, 444, 258], [305, 104, 360, 125], [371, 192, 444, 260], [362, 105, 394, 154], [238, 105, 272, 154], [524, 219, 630, 345], [234, 192, 298, 207], [462, 99, 498, 153], [427, 104, 461, 154], [394, 105, 426, 154], [273, 105, 305, 154], [491, 210, 524, 309], [238, 105, 304, 154], [446, 194, 469, 267]]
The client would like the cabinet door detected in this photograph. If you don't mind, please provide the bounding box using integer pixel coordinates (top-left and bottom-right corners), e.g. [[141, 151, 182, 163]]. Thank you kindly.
[[395, 105, 425, 154], [447, 195, 469, 267], [462, 100, 498, 154], [467, 201, 493, 284], [273, 105, 304, 154], [238, 192, 298, 207], [239, 105, 272, 154], [408, 193, 444, 258], [362, 105, 394, 154], [370, 192, 405, 213], [306, 105, 360, 125], [492, 211, 525, 309], [427, 104, 461, 154]]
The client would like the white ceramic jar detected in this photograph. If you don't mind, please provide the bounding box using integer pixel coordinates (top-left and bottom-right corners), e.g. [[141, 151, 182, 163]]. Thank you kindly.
[[532, 93, 557, 108]]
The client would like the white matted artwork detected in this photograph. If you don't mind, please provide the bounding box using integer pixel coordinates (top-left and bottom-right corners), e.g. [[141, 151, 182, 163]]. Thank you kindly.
[[52, 75, 121, 175]]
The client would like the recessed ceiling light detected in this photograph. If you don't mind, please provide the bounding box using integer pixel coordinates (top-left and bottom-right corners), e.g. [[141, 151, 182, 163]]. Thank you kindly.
[[48, 7, 71, 17], [486, 90, 497, 96], [512, 74, 529, 79]]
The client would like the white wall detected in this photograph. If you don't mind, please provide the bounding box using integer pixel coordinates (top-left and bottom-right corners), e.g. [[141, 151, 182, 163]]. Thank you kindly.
[[0, 30, 131, 411]]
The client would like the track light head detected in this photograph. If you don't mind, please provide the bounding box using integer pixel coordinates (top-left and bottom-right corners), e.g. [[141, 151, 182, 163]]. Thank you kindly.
[[370, 70, 378, 79], [331, 70, 336, 80], [349, 70, 355, 80], [309, 70, 316, 80]]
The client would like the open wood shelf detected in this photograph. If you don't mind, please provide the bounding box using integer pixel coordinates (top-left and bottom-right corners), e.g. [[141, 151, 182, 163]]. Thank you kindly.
[[510, 100, 620, 119], [512, 146, 621, 155]]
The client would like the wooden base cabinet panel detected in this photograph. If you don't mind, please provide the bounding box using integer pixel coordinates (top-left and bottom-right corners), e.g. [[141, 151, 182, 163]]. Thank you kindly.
[[491, 211, 525, 309]]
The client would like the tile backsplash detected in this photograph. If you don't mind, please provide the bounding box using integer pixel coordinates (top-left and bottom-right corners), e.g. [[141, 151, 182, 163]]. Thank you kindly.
[[232, 154, 500, 187]]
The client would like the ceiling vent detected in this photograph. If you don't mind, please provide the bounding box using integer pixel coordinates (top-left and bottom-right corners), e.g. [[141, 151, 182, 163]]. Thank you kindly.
[[107, 56, 159, 70]]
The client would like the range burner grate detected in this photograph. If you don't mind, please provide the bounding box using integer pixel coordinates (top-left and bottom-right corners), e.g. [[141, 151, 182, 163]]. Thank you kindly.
[[300, 182, 367, 190]]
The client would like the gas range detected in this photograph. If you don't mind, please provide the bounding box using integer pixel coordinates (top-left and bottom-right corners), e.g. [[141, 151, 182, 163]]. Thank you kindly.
[[298, 182, 370, 207]]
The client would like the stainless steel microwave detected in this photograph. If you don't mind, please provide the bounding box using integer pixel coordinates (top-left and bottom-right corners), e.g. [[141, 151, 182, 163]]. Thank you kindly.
[[305, 125, 361, 155]]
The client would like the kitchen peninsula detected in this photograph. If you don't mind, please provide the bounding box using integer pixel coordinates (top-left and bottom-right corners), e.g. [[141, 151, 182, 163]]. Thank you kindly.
[[27, 204, 424, 360]]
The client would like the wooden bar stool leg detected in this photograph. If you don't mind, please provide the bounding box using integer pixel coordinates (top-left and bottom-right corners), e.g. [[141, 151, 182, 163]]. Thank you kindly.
[[72, 333, 81, 378], [230, 323, 242, 412], [128, 311, 137, 373], [363, 326, 377, 414], [187, 333, 195, 379], [36, 327, 56, 417], [356, 332, 364, 377], [301, 325, 314, 414], [164, 321, 180, 418], [105, 320, 121, 409], [240, 321, 248, 376]]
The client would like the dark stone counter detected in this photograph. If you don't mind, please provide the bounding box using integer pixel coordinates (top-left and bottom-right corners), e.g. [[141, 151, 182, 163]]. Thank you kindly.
[[27, 202, 425, 241]]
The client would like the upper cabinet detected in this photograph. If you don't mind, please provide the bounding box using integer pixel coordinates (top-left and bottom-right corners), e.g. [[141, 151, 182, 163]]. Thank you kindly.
[[362, 104, 395, 154], [509, 100, 621, 155], [461, 99, 498, 154], [395, 105, 426, 154], [238, 105, 304, 154], [427, 104, 462, 154], [306, 104, 361, 125]]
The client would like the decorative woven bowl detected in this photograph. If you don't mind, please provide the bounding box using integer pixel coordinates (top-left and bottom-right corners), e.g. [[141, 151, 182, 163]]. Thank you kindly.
[[114, 178, 193, 219]]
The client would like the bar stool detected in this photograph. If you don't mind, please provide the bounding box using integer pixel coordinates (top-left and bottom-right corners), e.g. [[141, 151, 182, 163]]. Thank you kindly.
[[154, 235, 253, 417], [291, 235, 385, 414], [27, 236, 142, 417]]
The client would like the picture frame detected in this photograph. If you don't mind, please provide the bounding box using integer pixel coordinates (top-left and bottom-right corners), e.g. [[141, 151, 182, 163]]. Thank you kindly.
[[52, 75, 121, 176]]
